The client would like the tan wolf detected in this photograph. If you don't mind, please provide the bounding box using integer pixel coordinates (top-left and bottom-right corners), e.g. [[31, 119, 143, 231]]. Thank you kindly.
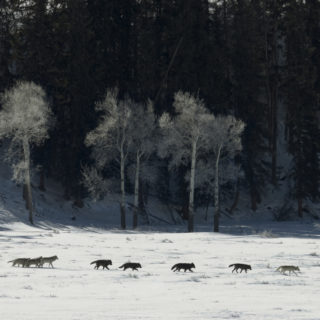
[[24, 257, 43, 268], [8, 258, 30, 267], [39, 256, 58, 268], [229, 263, 252, 273], [276, 265, 300, 275]]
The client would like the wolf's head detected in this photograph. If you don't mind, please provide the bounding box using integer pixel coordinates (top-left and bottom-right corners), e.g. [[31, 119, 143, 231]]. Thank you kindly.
[[191, 263, 195, 268]]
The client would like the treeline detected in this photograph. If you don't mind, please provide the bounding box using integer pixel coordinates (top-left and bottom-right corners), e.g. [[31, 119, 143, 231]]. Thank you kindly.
[[0, 0, 320, 220]]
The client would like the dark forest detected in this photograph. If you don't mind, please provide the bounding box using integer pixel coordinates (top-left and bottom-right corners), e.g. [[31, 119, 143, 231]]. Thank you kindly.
[[0, 0, 320, 221]]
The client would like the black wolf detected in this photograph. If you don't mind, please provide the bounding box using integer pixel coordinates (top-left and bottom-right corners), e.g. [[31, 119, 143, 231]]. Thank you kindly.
[[119, 262, 142, 271], [229, 263, 252, 273], [90, 260, 112, 270], [171, 263, 195, 272]]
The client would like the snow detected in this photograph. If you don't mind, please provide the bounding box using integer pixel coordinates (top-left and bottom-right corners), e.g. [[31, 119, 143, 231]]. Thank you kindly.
[[0, 159, 319, 319], [1, 221, 320, 319]]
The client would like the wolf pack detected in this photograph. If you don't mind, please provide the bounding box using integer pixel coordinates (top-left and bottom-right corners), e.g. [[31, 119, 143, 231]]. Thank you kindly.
[[7, 257, 301, 275], [8, 256, 58, 268]]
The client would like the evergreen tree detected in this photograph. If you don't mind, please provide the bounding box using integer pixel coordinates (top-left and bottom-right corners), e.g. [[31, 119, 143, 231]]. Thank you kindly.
[[283, 0, 320, 217], [229, 0, 269, 211], [261, 0, 284, 186], [0, 0, 13, 92]]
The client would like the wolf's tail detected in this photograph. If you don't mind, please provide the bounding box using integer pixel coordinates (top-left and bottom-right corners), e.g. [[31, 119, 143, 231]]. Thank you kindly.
[[171, 264, 177, 270], [8, 260, 13, 263], [119, 264, 124, 269], [229, 264, 235, 268], [90, 261, 97, 265]]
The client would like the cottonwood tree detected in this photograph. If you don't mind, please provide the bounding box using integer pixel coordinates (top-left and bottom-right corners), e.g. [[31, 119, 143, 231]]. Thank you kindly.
[[129, 101, 156, 228], [210, 115, 245, 232], [0, 81, 54, 224], [158, 91, 215, 232], [85, 88, 132, 229], [192, 156, 241, 221]]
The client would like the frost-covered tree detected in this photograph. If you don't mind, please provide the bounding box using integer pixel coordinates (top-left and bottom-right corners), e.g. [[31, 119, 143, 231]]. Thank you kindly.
[[0, 81, 54, 224], [210, 115, 245, 232], [158, 91, 215, 232], [191, 156, 241, 220], [129, 101, 156, 228], [85, 88, 132, 229]]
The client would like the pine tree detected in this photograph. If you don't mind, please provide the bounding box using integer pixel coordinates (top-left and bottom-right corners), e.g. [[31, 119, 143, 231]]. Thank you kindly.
[[229, 0, 269, 211], [261, 0, 284, 186], [37, 0, 97, 203], [283, 0, 320, 217], [0, 0, 14, 92]]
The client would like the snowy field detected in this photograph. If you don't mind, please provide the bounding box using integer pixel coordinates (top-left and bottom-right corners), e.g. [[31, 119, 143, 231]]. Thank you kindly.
[[1, 222, 320, 320]]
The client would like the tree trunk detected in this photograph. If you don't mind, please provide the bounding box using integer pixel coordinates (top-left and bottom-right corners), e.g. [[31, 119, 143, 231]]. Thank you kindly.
[[250, 184, 259, 211], [251, 192, 257, 211], [188, 140, 197, 232], [228, 169, 240, 214], [23, 138, 33, 225], [270, 47, 278, 187], [120, 148, 126, 229], [264, 8, 279, 186], [298, 197, 303, 218], [133, 152, 140, 229], [228, 189, 240, 214], [214, 145, 222, 232], [139, 180, 149, 224], [23, 184, 27, 201], [39, 168, 46, 191], [204, 198, 210, 221]]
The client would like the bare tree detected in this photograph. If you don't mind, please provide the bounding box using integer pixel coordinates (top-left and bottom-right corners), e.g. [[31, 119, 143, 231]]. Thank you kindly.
[[129, 101, 156, 228], [81, 165, 111, 200], [210, 115, 245, 232], [85, 88, 132, 229], [0, 81, 54, 224], [191, 157, 240, 220], [158, 91, 215, 232]]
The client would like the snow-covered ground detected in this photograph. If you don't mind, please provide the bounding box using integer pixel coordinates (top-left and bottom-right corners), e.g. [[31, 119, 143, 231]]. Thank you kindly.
[[0, 158, 319, 319], [1, 221, 320, 320]]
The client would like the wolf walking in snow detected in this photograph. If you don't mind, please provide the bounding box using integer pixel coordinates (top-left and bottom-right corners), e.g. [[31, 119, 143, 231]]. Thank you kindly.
[[38, 255, 58, 268], [24, 257, 43, 268], [171, 263, 195, 272], [119, 262, 142, 271], [276, 265, 300, 275], [229, 263, 252, 273], [8, 258, 30, 267], [91, 259, 112, 270]]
